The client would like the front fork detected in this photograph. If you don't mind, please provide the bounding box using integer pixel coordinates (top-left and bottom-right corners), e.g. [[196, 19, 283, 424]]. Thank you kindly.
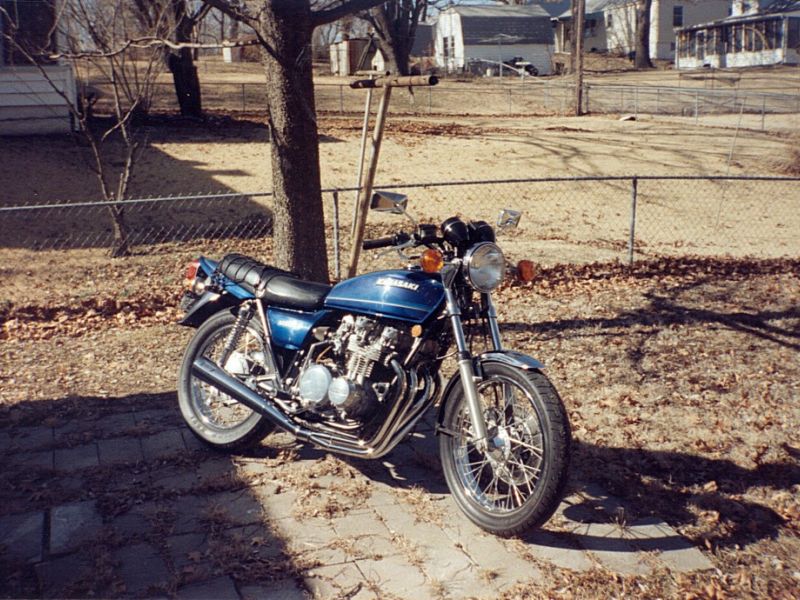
[[444, 288, 503, 450]]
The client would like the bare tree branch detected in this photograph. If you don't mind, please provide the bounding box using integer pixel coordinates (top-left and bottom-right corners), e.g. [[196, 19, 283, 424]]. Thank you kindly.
[[312, 0, 386, 27], [46, 35, 261, 60], [201, 0, 258, 28]]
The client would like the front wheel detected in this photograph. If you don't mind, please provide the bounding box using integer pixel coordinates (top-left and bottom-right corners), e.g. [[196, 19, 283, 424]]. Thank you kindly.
[[439, 363, 571, 537], [178, 309, 276, 451]]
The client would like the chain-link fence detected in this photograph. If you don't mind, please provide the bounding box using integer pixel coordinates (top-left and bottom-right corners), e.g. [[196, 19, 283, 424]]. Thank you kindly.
[[2, 176, 798, 274], [146, 80, 800, 125]]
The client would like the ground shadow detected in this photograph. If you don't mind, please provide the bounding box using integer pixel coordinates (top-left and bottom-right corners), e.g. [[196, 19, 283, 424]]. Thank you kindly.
[[0, 391, 303, 599]]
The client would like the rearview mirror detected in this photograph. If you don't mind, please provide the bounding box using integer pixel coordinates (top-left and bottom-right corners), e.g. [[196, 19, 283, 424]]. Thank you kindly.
[[497, 208, 521, 231], [371, 190, 408, 215]]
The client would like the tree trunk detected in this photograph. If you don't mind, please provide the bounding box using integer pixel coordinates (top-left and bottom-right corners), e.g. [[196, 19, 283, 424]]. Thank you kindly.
[[369, 4, 416, 76], [634, 0, 654, 69], [108, 205, 131, 257], [257, 0, 330, 283], [168, 0, 203, 118]]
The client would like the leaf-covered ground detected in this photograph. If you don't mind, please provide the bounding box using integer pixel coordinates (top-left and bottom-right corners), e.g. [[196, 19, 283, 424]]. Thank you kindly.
[[1, 253, 798, 598]]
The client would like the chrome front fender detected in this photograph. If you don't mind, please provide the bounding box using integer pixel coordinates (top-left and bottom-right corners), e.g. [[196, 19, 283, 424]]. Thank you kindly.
[[477, 350, 545, 371], [435, 350, 545, 434]]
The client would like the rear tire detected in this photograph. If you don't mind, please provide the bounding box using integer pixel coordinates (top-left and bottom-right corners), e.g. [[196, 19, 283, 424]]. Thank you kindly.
[[178, 309, 275, 451], [439, 363, 570, 537]]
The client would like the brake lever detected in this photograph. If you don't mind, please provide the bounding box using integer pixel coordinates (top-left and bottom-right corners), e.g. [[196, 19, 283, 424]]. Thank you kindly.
[[375, 237, 417, 260]]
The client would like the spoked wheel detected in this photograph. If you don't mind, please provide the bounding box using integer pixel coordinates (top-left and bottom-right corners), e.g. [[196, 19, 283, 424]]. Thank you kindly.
[[178, 310, 275, 451], [439, 363, 570, 536]]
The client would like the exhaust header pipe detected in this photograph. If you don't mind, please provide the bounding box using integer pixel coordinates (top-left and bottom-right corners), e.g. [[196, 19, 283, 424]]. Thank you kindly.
[[192, 357, 378, 456]]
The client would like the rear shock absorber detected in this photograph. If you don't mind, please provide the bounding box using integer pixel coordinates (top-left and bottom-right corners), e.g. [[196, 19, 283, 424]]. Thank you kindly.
[[219, 301, 256, 369]]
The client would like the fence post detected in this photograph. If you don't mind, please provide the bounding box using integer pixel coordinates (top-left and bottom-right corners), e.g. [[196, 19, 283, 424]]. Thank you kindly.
[[628, 176, 638, 265], [584, 84, 590, 113], [241, 83, 246, 111], [332, 190, 341, 281], [339, 85, 344, 113]]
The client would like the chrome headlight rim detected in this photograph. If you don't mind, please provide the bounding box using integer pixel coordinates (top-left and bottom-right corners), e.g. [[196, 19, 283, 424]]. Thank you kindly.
[[463, 242, 506, 293]]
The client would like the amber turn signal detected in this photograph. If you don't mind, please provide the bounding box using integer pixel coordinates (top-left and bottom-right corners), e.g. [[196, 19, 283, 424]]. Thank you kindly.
[[517, 260, 536, 282], [420, 248, 444, 273]]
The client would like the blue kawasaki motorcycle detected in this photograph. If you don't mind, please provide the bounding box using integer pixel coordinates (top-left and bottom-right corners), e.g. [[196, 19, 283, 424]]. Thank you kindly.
[[177, 193, 570, 536]]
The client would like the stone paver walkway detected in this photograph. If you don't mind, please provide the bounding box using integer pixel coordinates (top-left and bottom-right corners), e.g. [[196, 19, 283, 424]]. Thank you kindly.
[[0, 395, 712, 598]]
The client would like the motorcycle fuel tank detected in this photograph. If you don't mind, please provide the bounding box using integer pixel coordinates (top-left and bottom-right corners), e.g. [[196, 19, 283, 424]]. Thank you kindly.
[[325, 270, 444, 323]]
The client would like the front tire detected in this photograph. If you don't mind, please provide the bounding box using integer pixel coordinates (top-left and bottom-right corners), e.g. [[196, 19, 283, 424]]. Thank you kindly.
[[178, 309, 276, 451], [439, 363, 571, 537]]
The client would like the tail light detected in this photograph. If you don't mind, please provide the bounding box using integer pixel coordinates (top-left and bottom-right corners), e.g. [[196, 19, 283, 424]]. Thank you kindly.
[[185, 259, 204, 292]]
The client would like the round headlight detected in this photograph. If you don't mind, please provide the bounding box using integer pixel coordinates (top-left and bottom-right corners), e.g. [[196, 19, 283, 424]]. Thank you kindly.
[[463, 242, 506, 292]]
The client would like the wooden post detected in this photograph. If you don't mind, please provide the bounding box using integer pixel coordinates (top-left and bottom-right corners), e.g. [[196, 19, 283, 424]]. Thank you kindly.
[[574, 0, 586, 116], [347, 85, 393, 278], [345, 75, 438, 277]]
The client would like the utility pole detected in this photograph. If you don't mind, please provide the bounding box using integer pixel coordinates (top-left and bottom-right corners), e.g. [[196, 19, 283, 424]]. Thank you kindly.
[[574, 0, 586, 115]]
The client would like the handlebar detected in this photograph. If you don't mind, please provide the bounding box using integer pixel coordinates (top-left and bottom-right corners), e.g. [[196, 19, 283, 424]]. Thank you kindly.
[[362, 232, 412, 250], [362, 236, 395, 250]]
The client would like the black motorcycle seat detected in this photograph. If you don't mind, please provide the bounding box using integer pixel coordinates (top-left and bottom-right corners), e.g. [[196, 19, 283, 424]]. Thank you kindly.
[[217, 253, 331, 311]]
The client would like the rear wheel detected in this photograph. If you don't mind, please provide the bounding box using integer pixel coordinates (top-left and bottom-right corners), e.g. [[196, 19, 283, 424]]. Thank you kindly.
[[178, 309, 275, 451], [439, 363, 570, 536]]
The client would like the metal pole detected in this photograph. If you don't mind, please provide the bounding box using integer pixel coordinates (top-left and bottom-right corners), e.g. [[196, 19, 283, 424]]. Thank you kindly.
[[347, 85, 393, 278], [574, 0, 586, 116], [628, 176, 638, 265], [332, 190, 341, 281], [351, 80, 374, 236]]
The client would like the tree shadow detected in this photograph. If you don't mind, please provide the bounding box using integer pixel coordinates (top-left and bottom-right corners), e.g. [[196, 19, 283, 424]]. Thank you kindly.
[[0, 391, 305, 598], [0, 116, 344, 251]]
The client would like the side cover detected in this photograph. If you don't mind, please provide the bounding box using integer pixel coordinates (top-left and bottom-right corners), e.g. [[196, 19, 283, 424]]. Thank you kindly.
[[324, 270, 445, 323]]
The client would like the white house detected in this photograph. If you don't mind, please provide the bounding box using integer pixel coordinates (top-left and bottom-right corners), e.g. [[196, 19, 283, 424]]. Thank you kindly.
[[675, 0, 800, 68], [0, 0, 77, 135], [435, 5, 555, 75], [554, 0, 730, 60]]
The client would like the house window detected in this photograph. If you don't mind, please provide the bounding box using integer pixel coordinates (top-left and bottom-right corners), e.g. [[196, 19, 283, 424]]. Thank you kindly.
[[673, 6, 684, 28], [442, 36, 449, 60], [606, 13, 613, 28], [585, 18, 597, 37]]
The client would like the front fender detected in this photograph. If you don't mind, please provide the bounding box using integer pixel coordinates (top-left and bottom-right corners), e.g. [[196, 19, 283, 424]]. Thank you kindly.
[[476, 350, 545, 372], [435, 350, 545, 432]]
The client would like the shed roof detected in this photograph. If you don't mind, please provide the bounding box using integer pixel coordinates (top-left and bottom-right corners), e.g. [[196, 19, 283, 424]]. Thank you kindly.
[[556, 0, 631, 20], [444, 5, 554, 45]]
